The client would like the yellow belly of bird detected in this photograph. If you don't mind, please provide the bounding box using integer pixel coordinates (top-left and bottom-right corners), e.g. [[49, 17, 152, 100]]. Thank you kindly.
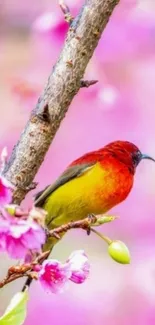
[[44, 163, 130, 228], [42, 162, 132, 251]]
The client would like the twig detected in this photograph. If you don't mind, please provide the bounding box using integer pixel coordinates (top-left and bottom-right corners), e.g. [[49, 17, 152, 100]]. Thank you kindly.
[[80, 80, 98, 88], [59, 0, 74, 24], [0, 251, 50, 288], [48, 215, 97, 238], [3, 0, 120, 204], [0, 213, 118, 289], [0, 273, 29, 288], [0, 216, 98, 289]]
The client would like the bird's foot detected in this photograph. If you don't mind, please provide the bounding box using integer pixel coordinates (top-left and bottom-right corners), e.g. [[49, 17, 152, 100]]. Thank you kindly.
[[87, 214, 96, 235], [87, 227, 91, 236], [86, 214, 118, 235], [45, 227, 61, 239], [52, 231, 61, 239], [44, 227, 50, 237]]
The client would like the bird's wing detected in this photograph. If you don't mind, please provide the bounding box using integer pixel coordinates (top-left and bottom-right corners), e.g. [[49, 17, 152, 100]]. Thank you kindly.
[[34, 162, 95, 207]]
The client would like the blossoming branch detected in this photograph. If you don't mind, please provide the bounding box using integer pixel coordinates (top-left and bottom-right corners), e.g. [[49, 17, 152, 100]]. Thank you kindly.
[[0, 146, 130, 294]]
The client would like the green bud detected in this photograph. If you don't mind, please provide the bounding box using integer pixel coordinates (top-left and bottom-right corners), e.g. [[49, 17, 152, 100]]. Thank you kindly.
[[5, 204, 18, 216], [92, 215, 118, 226], [108, 240, 130, 264]]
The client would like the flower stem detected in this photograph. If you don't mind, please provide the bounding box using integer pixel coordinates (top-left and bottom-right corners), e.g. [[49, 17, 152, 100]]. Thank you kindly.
[[90, 228, 112, 245]]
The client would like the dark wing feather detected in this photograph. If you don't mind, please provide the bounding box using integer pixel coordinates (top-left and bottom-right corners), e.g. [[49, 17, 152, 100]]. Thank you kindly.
[[34, 162, 95, 207]]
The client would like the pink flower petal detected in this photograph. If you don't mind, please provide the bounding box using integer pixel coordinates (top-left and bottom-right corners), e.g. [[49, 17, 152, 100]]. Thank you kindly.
[[0, 215, 45, 259], [38, 251, 90, 293], [24, 251, 34, 263], [0, 176, 13, 207], [0, 233, 7, 251], [6, 236, 27, 259], [21, 227, 45, 250], [67, 250, 90, 284], [33, 12, 61, 32], [10, 222, 30, 238], [39, 260, 71, 294]]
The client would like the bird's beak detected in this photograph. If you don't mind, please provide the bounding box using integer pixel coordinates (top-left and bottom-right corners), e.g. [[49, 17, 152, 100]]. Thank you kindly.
[[141, 154, 155, 162]]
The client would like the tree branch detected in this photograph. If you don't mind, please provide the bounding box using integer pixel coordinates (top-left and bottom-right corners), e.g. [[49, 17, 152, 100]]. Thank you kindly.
[[0, 216, 97, 288], [48, 214, 97, 238], [0, 251, 50, 288], [0, 213, 118, 288], [3, 0, 119, 204]]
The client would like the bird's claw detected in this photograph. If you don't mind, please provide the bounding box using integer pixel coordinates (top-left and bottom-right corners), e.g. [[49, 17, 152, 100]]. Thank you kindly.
[[86, 214, 96, 235], [45, 228, 61, 239], [88, 214, 96, 224], [53, 231, 61, 239], [87, 227, 91, 236]]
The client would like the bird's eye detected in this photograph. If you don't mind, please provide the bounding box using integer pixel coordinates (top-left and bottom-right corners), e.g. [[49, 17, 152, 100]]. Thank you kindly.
[[132, 151, 142, 166]]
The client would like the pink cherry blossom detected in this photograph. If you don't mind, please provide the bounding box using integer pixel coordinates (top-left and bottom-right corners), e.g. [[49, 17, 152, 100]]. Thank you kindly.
[[38, 250, 90, 293], [0, 219, 9, 251], [38, 260, 71, 293], [0, 148, 14, 207], [68, 250, 90, 284], [32, 11, 68, 43], [0, 217, 45, 259], [0, 176, 13, 207]]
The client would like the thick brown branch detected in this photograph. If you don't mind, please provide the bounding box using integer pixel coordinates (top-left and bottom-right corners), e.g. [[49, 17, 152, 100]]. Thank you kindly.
[[3, 0, 119, 204]]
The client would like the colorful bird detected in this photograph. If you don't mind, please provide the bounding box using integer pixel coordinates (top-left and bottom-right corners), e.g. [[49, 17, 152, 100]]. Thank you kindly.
[[22, 140, 154, 290], [34, 140, 155, 251]]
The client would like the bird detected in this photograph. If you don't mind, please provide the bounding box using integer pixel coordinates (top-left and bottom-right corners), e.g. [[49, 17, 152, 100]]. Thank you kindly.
[[22, 140, 155, 290], [35, 140, 155, 250]]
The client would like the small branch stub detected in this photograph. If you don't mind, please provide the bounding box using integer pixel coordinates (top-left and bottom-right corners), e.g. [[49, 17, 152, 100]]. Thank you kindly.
[[59, 0, 74, 24], [80, 80, 98, 88], [37, 104, 51, 124]]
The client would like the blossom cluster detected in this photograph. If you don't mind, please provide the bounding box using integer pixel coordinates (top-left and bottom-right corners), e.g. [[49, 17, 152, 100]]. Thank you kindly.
[[38, 250, 90, 293], [0, 153, 90, 292], [0, 175, 45, 259]]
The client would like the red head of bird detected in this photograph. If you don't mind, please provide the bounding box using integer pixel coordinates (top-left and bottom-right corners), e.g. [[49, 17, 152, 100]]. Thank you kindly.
[[100, 140, 155, 174]]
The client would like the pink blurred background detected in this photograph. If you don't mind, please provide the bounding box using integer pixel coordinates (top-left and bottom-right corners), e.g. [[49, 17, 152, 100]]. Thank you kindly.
[[1, 0, 155, 324]]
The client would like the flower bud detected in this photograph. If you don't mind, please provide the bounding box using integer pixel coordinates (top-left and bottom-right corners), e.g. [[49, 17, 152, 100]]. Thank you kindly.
[[29, 207, 47, 227], [67, 250, 90, 284], [108, 240, 130, 264], [5, 204, 18, 216], [92, 215, 117, 226]]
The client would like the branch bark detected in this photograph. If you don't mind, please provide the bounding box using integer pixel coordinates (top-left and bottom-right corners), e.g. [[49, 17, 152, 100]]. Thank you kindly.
[[4, 0, 119, 204]]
